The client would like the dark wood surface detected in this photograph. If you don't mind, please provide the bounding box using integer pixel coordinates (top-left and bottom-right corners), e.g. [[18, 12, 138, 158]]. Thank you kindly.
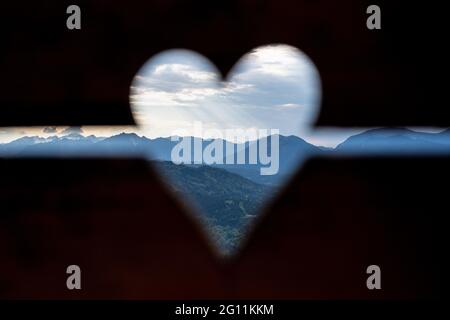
[[0, 0, 446, 126], [0, 0, 446, 299], [0, 157, 445, 299]]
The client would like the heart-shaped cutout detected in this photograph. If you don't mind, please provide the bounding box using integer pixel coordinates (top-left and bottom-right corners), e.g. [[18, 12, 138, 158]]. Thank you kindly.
[[1, 45, 447, 256], [129, 45, 322, 255]]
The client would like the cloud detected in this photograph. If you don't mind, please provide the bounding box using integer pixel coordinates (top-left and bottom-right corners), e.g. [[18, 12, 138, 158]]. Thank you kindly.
[[275, 103, 304, 110], [42, 126, 57, 134], [130, 45, 322, 138], [61, 126, 84, 135]]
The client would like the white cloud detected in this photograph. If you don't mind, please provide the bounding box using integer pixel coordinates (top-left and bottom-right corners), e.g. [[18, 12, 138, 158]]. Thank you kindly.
[[275, 103, 304, 109], [129, 45, 322, 139]]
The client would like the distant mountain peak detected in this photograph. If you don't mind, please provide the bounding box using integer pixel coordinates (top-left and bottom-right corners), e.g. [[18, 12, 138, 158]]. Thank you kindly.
[[358, 127, 414, 136], [61, 133, 85, 140], [9, 136, 47, 144], [116, 132, 140, 138], [337, 127, 450, 151], [104, 132, 143, 141]]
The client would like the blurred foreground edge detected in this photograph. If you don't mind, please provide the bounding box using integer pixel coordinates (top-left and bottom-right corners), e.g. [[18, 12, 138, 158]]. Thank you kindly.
[[0, 156, 446, 299]]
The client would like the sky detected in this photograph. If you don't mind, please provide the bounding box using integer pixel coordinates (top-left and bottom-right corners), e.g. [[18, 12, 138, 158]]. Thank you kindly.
[[0, 45, 446, 147], [130, 45, 322, 141]]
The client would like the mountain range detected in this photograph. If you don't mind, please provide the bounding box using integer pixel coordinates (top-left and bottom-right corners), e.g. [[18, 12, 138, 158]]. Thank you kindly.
[[152, 161, 271, 253], [1, 132, 319, 252], [3, 127, 450, 178], [1, 127, 449, 253], [0, 132, 323, 186], [336, 127, 450, 152]]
